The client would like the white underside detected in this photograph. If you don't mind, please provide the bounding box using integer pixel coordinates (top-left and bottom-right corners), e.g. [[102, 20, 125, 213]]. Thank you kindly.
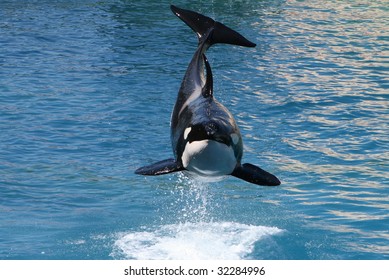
[[181, 140, 237, 179]]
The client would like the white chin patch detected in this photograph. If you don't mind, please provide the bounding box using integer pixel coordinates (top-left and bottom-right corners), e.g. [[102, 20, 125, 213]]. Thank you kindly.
[[184, 172, 227, 183], [181, 140, 237, 177]]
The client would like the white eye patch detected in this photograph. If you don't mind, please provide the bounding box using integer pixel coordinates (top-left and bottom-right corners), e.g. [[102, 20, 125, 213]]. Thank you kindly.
[[184, 127, 192, 140], [231, 133, 239, 145]]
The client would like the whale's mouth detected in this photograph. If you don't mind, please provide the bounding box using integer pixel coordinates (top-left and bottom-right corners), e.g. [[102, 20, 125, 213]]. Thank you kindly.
[[213, 134, 231, 146]]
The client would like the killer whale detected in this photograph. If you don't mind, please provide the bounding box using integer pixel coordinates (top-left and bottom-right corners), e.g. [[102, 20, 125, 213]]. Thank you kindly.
[[135, 5, 280, 186]]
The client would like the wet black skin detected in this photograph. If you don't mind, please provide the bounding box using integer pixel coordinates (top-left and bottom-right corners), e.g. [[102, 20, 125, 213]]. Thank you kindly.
[[135, 5, 281, 186]]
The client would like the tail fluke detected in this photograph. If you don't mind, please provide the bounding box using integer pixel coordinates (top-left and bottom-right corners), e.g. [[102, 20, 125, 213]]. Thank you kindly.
[[170, 5, 256, 48]]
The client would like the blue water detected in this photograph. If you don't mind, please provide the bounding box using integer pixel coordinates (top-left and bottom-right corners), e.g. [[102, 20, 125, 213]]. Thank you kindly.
[[0, 0, 388, 260]]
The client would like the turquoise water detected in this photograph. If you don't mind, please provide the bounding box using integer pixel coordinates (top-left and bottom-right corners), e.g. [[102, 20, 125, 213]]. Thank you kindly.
[[0, 0, 388, 260]]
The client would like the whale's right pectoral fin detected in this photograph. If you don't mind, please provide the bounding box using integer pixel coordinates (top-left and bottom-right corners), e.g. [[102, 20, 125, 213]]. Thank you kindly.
[[232, 163, 281, 186], [135, 159, 185, 176]]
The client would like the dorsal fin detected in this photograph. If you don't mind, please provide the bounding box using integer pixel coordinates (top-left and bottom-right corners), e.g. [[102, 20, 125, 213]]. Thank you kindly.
[[171, 5, 256, 47], [202, 54, 213, 98]]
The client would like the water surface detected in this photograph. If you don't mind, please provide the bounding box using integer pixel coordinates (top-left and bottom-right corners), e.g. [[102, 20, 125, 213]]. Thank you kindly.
[[0, 0, 388, 259]]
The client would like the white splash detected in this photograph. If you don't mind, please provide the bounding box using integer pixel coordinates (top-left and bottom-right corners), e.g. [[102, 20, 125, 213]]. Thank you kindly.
[[112, 222, 282, 260]]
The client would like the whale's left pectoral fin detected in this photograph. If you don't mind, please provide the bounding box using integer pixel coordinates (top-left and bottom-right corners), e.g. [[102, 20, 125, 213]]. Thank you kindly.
[[232, 163, 281, 186], [135, 159, 185, 176]]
